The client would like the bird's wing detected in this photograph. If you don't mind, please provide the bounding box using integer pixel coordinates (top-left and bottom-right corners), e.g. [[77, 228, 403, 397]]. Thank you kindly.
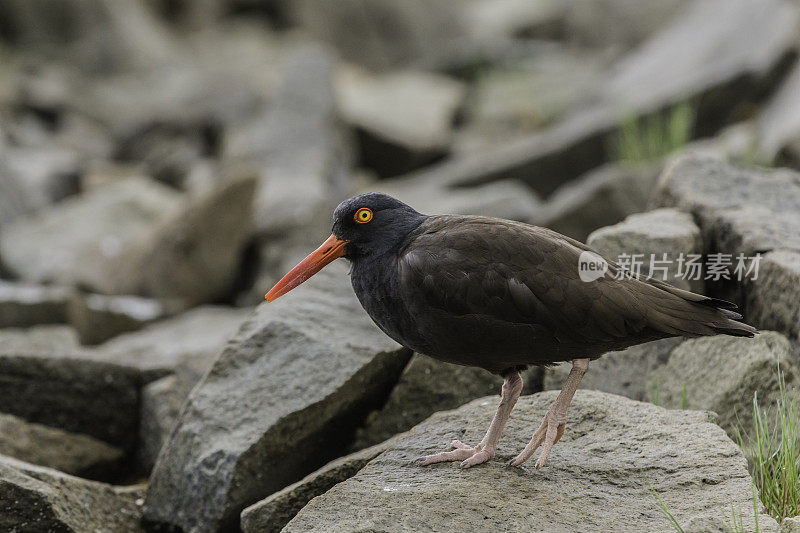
[[397, 216, 752, 346]]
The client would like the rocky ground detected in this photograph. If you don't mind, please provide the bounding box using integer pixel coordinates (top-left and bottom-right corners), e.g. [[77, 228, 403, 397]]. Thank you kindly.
[[1, 0, 800, 531]]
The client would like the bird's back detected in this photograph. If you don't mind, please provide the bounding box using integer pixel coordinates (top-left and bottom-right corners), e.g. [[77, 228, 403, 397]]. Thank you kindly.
[[353, 215, 755, 374]]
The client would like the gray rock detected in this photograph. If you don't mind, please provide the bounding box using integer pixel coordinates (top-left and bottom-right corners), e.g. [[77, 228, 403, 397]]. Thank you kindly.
[[67, 293, 171, 345], [139, 373, 195, 474], [288, 0, 467, 71], [372, 178, 542, 223], [143, 264, 412, 532], [352, 354, 545, 451], [282, 390, 775, 532], [96, 305, 251, 381], [565, 0, 689, 48], [649, 331, 797, 434], [0, 143, 81, 227], [782, 517, 800, 533], [745, 250, 800, 342], [464, 46, 608, 133], [758, 59, 800, 164], [351, 354, 503, 451], [587, 208, 703, 291], [539, 161, 663, 241], [0, 325, 81, 354], [0, 413, 125, 481], [0, 177, 181, 290], [655, 155, 800, 256], [241, 442, 392, 533], [385, 0, 798, 198], [336, 66, 465, 177], [544, 338, 682, 402], [0, 454, 143, 532], [0, 346, 140, 451], [0, 281, 73, 328], [113, 174, 256, 305], [596, 0, 798, 113], [464, 0, 569, 42], [223, 44, 346, 240]]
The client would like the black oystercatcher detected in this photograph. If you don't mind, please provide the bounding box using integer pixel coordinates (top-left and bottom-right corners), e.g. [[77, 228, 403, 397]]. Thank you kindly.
[[266, 193, 756, 469]]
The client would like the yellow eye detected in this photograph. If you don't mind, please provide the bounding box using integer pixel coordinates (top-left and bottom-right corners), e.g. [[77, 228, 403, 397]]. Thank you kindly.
[[354, 207, 373, 224]]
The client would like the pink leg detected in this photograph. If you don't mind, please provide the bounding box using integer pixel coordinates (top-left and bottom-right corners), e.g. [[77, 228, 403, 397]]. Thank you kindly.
[[510, 358, 589, 468], [416, 371, 523, 469]]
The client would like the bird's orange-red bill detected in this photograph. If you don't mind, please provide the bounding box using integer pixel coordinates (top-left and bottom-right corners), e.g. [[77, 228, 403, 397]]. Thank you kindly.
[[265, 234, 349, 302]]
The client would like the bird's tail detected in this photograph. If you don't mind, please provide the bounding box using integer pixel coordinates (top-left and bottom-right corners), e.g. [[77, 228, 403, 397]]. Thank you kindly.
[[646, 277, 757, 338]]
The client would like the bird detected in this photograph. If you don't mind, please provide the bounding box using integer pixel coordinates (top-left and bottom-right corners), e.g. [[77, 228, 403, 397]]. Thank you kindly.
[[265, 192, 756, 469]]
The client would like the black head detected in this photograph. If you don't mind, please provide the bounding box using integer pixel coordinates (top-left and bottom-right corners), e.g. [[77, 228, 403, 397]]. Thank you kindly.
[[332, 193, 426, 259], [265, 193, 425, 302]]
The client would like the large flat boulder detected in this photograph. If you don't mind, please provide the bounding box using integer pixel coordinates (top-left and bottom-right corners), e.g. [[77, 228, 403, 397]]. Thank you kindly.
[[758, 60, 800, 164], [143, 264, 412, 532], [278, 390, 776, 532], [649, 331, 797, 433], [0, 454, 143, 532]]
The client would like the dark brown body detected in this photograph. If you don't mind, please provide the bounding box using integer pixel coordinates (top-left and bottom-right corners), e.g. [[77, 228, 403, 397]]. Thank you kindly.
[[350, 215, 754, 375]]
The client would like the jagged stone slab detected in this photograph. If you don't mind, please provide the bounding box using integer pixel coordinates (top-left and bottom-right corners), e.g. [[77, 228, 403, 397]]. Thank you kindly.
[[0, 413, 125, 481], [95, 305, 250, 381], [0, 349, 140, 451], [143, 264, 412, 532], [649, 331, 797, 433], [281, 390, 777, 532], [0, 454, 143, 532], [241, 441, 392, 533]]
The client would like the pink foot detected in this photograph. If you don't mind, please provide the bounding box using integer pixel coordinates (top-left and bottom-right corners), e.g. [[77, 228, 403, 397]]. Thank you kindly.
[[508, 409, 566, 468], [415, 440, 495, 469]]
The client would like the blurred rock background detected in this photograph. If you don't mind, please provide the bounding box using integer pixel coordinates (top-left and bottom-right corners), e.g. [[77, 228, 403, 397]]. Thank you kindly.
[[0, 0, 799, 531]]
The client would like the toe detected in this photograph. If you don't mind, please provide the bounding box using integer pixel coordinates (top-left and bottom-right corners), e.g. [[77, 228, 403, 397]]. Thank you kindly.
[[416, 447, 475, 466], [460, 449, 493, 469]]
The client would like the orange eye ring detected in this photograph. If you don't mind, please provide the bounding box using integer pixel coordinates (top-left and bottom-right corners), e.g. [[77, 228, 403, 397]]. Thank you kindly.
[[354, 207, 373, 224]]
